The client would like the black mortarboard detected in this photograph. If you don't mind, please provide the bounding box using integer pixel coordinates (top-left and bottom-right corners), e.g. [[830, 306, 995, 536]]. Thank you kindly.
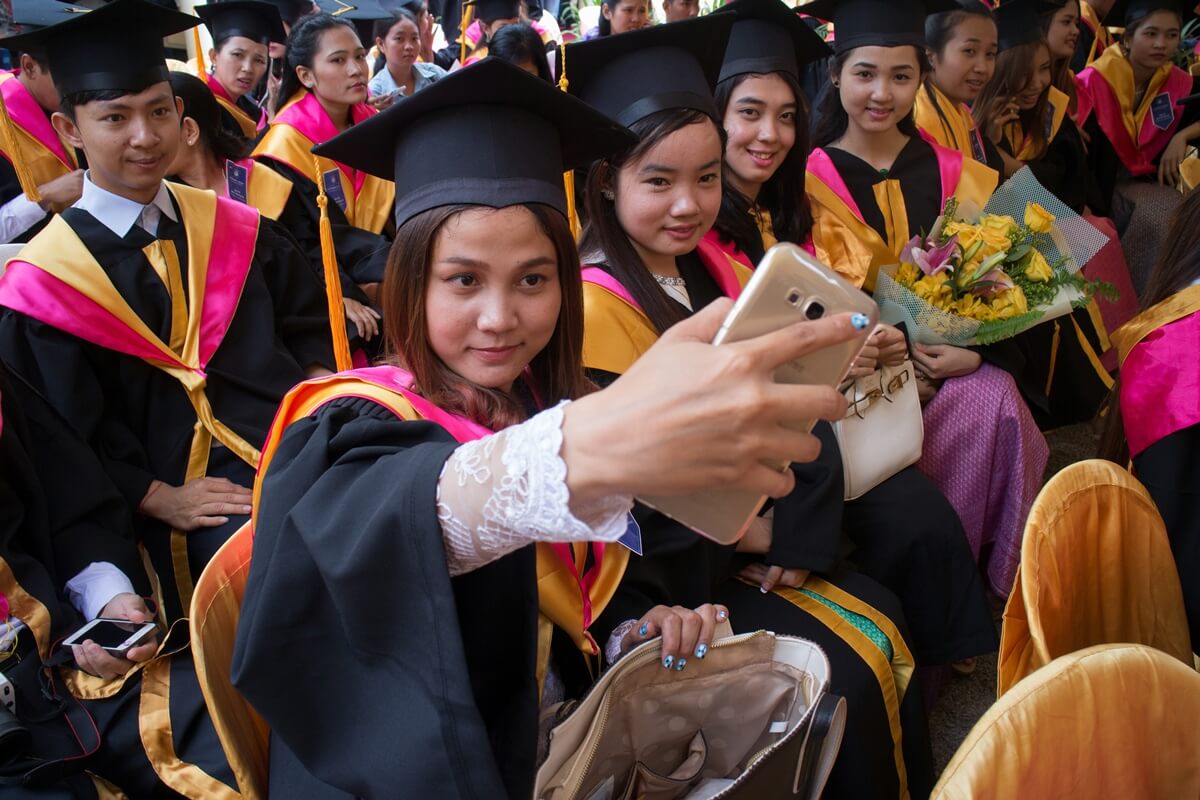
[[715, 0, 832, 84], [993, 0, 1055, 50], [9, 0, 89, 33], [1109, 0, 1199, 23], [196, 1, 286, 45], [0, 0, 198, 96], [798, 0, 959, 52], [315, 0, 393, 21], [312, 57, 637, 227], [561, 14, 733, 128], [465, 0, 521, 22]]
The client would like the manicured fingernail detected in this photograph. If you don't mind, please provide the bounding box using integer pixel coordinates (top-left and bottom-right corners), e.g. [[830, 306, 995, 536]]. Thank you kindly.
[[663, 655, 674, 669], [717, 610, 728, 621], [675, 658, 687, 671], [639, 622, 649, 637], [695, 644, 708, 659], [761, 583, 770, 594], [851, 313, 870, 330], [242, 506, 252, 513]]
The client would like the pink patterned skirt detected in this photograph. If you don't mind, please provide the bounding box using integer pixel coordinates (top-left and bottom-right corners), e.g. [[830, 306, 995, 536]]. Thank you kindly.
[[917, 364, 1049, 596]]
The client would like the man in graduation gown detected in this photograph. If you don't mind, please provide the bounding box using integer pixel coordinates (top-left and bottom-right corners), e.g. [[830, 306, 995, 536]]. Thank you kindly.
[[0, 363, 236, 798], [0, 0, 91, 244], [0, 0, 337, 625]]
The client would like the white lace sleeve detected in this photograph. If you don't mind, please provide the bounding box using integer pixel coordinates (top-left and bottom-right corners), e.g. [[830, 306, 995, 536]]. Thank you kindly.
[[437, 401, 633, 576]]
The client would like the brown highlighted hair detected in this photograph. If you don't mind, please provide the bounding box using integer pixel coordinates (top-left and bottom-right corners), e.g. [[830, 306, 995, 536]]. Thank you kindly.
[[382, 203, 593, 430]]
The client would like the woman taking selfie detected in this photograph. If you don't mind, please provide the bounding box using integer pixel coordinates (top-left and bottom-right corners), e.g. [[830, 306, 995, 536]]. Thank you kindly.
[[194, 1, 282, 142], [233, 58, 862, 799]]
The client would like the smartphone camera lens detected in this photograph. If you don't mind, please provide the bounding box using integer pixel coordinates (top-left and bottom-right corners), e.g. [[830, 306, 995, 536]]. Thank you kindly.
[[786, 289, 803, 306], [804, 300, 826, 320]]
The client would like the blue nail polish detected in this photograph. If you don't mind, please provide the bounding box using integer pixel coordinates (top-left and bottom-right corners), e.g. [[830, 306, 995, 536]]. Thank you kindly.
[[675, 658, 687, 671], [851, 313, 870, 330], [663, 655, 674, 669], [695, 644, 708, 659], [639, 622, 649, 637]]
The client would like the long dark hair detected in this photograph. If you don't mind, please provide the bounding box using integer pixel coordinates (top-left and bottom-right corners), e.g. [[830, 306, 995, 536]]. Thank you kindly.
[[170, 72, 252, 162], [712, 72, 813, 263], [579, 108, 724, 335], [490, 23, 552, 82], [276, 13, 359, 114], [1042, 0, 1079, 112], [973, 39, 1050, 160], [811, 46, 929, 148], [1099, 188, 1200, 463], [383, 203, 592, 430], [923, 3, 996, 136]]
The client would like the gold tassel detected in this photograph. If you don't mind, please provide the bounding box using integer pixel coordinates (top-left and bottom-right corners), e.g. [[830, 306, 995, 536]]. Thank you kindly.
[[460, 1, 474, 65], [192, 26, 207, 76], [556, 42, 580, 239], [0, 84, 41, 204], [314, 157, 354, 371]]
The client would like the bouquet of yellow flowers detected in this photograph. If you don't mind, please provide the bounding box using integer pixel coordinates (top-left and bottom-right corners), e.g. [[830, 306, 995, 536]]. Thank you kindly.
[[875, 168, 1114, 345]]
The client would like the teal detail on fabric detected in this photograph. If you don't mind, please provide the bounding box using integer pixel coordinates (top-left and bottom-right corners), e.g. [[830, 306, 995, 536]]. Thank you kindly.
[[797, 588, 894, 661]]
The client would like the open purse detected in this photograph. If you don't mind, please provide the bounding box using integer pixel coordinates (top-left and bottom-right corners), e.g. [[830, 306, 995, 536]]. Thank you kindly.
[[535, 630, 846, 800]]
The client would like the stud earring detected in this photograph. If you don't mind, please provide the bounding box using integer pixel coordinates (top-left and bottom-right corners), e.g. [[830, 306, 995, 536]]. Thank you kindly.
[[602, 189, 615, 200]]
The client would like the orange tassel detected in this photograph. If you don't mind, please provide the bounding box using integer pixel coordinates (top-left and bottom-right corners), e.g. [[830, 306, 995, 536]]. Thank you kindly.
[[193, 26, 207, 76], [556, 43, 580, 239], [460, 1, 474, 65], [314, 157, 354, 371]]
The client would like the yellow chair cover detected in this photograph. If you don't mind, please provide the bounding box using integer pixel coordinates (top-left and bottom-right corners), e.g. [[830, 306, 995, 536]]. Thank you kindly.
[[934, 643, 1200, 798], [998, 460, 1193, 696], [189, 523, 269, 798]]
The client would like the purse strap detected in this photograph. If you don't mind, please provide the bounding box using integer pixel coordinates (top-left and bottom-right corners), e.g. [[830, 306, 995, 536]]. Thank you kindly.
[[793, 693, 847, 800]]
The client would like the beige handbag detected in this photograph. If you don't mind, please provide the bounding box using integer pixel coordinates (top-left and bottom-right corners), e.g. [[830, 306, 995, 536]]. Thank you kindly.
[[534, 629, 846, 800], [833, 360, 924, 501]]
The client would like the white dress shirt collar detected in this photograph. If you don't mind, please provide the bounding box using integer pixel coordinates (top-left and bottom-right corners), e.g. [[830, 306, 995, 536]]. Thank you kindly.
[[74, 172, 178, 238]]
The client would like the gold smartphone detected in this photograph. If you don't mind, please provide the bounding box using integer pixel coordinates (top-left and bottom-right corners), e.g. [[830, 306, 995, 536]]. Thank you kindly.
[[636, 243, 879, 545]]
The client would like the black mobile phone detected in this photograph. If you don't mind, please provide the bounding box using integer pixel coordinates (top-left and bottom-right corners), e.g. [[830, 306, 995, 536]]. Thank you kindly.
[[271, 58, 283, 80]]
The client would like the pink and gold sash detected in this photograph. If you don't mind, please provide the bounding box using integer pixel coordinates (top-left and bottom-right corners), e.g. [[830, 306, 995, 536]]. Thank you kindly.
[[1003, 85, 1070, 161], [255, 366, 629, 684], [0, 183, 262, 610], [0, 71, 77, 209], [252, 91, 395, 233], [914, 81, 989, 165], [203, 71, 267, 140], [1078, 46, 1193, 177], [1113, 285, 1200, 458], [806, 141, 998, 290]]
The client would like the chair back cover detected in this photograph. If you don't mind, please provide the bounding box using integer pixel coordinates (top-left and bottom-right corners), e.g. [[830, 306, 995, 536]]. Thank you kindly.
[[190, 522, 269, 798], [998, 459, 1193, 695], [935, 644, 1200, 798]]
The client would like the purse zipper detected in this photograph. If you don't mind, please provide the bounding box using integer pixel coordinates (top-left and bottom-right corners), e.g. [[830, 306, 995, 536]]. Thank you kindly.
[[558, 632, 789, 799]]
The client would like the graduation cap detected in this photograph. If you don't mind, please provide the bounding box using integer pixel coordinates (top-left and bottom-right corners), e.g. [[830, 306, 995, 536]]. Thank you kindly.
[[1108, 0, 1200, 24], [715, 0, 832, 84], [9, 0, 89, 33], [195, 1, 286, 45], [0, 0, 198, 97], [993, 0, 1057, 50], [315, 0, 393, 21], [312, 57, 637, 227], [797, 0, 960, 52], [560, 14, 733, 128], [465, 0, 521, 23]]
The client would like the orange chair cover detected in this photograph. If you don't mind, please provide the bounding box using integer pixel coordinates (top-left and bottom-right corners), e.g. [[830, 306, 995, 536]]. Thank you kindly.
[[998, 460, 1193, 696], [935, 644, 1200, 798], [189, 522, 268, 798]]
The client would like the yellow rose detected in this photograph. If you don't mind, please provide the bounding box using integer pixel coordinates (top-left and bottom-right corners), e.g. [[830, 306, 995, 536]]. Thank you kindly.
[[980, 214, 1018, 235], [977, 226, 1013, 259], [942, 221, 981, 254], [1024, 202, 1056, 234], [991, 286, 1029, 316], [1024, 249, 1054, 282]]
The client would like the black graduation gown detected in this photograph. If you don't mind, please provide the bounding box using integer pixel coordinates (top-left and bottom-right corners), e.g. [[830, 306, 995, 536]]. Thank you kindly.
[[232, 396, 540, 800], [1084, 74, 1200, 218], [1133, 423, 1200, 651], [217, 93, 269, 146], [588, 254, 939, 799], [0, 201, 336, 621], [828, 138, 1109, 428], [0, 366, 235, 798], [254, 156, 391, 295]]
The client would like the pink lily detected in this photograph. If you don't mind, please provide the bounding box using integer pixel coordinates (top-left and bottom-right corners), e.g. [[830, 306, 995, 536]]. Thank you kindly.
[[970, 267, 1016, 298], [901, 234, 958, 276]]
